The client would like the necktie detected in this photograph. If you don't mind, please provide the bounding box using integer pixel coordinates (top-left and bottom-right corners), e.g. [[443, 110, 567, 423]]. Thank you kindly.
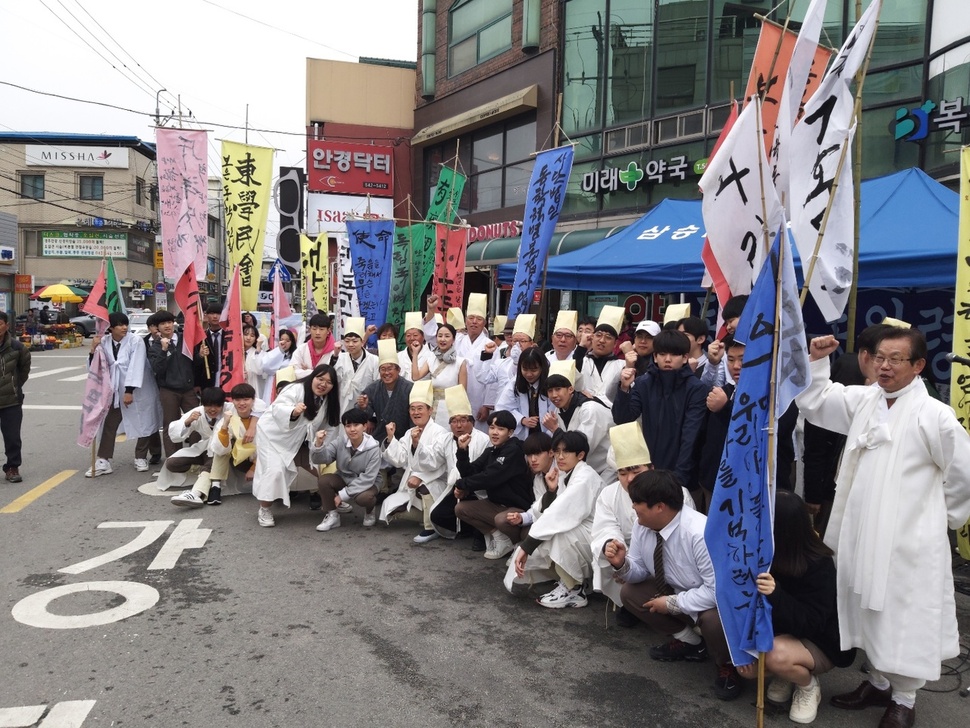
[[314, 396, 323, 410], [528, 387, 540, 433], [352, 356, 360, 373], [653, 533, 672, 597]]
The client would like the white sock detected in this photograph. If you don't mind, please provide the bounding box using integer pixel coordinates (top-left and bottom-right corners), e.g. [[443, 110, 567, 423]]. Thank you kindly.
[[869, 673, 891, 691], [674, 626, 702, 645], [891, 692, 916, 709]]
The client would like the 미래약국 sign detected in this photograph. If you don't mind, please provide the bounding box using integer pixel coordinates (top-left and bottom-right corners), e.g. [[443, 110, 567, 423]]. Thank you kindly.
[[42, 231, 127, 258]]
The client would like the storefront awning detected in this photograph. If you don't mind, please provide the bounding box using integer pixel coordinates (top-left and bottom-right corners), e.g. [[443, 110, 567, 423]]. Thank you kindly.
[[465, 226, 626, 268], [412, 85, 539, 147]]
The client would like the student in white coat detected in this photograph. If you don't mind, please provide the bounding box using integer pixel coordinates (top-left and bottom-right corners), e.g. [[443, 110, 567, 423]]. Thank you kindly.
[[379, 380, 457, 543], [252, 363, 341, 528], [476, 313, 537, 414], [495, 347, 556, 440], [85, 312, 163, 477], [541, 360, 616, 483], [506, 430, 605, 608], [578, 305, 626, 406], [157, 386, 230, 492], [332, 317, 379, 416]]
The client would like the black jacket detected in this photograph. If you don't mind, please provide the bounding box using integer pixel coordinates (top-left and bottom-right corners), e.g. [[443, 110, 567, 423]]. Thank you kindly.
[[149, 336, 196, 392], [456, 438, 533, 510], [362, 377, 413, 443], [0, 333, 30, 408]]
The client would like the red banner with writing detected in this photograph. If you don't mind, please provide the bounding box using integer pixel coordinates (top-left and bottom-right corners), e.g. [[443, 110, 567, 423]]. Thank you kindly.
[[431, 223, 468, 313], [218, 266, 246, 394]]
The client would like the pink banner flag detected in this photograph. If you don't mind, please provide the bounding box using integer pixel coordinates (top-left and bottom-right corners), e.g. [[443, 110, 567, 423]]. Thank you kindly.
[[270, 269, 292, 349], [431, 223, 468, 313], [174, 262, 206, 360], [219, 266, 246, 394], [77, 346, 114, 448], [157, 128, 209, 280]]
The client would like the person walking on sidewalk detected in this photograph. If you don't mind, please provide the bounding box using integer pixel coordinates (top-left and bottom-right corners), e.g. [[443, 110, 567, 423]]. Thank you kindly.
[[0, 312, 30, 482]]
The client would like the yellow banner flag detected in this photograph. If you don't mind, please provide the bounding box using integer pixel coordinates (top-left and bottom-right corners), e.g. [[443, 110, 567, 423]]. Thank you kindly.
[[301, 233, 329, 314], [954, 147, 970, 558], [222, 140, 274, 310]]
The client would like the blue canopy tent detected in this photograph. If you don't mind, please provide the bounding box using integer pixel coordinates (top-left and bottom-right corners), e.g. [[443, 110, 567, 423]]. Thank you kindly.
[[497, 168, 958, 292]]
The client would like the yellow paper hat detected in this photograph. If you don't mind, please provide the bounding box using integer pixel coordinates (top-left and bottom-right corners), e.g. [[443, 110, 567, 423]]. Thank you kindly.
[[444, 385, 472, 418], [276, 365, 296, 385], [882, 317, 911, 329], [512, 313, 536, 339], [597, 305, 626, 335], [493, 315, 508, 337], [404, 311, 424, 333], [549, 359, 576, 385], [343, 316, 366, 338], [609, 421, 652, 469], [447, 307, 465, 330], [377, 338, 398, 367], [663, 302, 691, 325], [409, 380, 434, 407], [554, 310, 578, 335], [433, 313, 444, 325], [466, 293, 487, 320]]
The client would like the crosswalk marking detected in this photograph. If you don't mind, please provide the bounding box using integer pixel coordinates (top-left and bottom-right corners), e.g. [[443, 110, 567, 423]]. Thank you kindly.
[[59, 374, 90, 382], [28, 367, 82, 379], [23, 405, 83, 411]]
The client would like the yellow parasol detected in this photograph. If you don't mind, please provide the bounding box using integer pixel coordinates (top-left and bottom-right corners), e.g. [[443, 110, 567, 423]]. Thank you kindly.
[[31, 283, 88, 305]]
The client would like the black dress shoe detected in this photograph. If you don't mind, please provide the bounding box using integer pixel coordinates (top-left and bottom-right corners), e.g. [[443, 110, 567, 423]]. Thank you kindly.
[[830, 680, 893, 710], [878, 703, 915, 728], [149, 454, 162, 465], [308, 492, 322, 510], [471, 535, 486, 552], [615, 606, 639, 628]]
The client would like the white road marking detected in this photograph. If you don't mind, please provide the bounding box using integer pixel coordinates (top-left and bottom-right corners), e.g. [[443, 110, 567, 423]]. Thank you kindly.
[[28, 367, 82, 379], [23, 406, 83, 411], [60, 522, 172, 575], [11, 581, 159, 629], [40, 701, 97, 727], [0, 704, 46, 726], [59, 374, 90, 382]]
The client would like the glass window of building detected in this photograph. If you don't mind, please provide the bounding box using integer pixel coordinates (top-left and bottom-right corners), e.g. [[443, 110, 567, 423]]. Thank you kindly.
[[865, 0, 926, 69], [19, 173, 44, 200], [655, 0, 708, 114], [136, 177, 144, 206], [606, 0, 654, 128], [710, 0, 767, 106], [79, 175, 103, 201], [563, 1, 608, 136], [448, 0, 513, 77]]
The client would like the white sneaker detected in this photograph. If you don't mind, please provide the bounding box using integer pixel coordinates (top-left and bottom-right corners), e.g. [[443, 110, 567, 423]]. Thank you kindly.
[[537, 582, 588, 609], [257, 507, 275, 527], [84, 458, 113, 478], [789, 679, 821, 724], [316, 511, 341, 532], [134, 458, 149, 472], [767, 678, 794, 703], [336, 502, 353, 514], [362, 512, 377, 527], [171, 491, 205, 508], [484, 531, 514, 560]]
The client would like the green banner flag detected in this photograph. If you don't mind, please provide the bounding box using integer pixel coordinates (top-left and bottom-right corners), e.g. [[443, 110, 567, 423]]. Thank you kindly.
[[106, 257, 126, 314], [389, 223, 437, 340], [426, 167, 466, 224]]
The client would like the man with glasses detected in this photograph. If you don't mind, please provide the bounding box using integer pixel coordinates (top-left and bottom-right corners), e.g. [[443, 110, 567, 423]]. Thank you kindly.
[[578, 305, 626, 406], [797, 328, 970, 728], [545, 310, 587, 391]]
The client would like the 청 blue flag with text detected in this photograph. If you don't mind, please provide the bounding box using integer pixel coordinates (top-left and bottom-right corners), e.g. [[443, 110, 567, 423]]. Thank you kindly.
[[508, 146, 573, 318], [346, 219, 395, 339]]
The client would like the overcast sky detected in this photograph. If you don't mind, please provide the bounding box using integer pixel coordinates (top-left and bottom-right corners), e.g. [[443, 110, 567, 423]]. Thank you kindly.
[[1, 0, 419, 245]]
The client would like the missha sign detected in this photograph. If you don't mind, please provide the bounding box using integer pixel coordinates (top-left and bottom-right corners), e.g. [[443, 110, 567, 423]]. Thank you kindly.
[[26, 145, 129, 169]]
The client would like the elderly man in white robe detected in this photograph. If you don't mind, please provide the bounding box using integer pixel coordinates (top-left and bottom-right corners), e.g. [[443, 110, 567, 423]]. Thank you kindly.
[[545, 310, 586, 392], [379, 380, 457, 543], [85, 312, 162, 477], [797, 329, 970, 728], [424, 293, 492, 430]]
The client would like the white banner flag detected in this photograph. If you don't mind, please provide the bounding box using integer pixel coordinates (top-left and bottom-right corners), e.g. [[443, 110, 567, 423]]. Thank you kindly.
[[789, 0, 881, 322], [699, 97, 783, 297], [335, 233, 360, 339]]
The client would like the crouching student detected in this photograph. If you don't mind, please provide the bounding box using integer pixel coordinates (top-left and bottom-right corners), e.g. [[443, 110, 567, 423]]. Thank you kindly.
[[452, 410, 534, 559], [311, 407, 382, 532], [379, 380, 456, 543], [735, 490, 854, 724], [495, 432, 557, 545], [170, 384, 262, 506], [604, 470, 740, 701], [159, 387, 229, 494], [506, 430, 604, 608]]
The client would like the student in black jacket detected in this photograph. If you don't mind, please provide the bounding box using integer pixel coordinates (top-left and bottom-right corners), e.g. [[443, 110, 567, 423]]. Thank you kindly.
[[453, 410, 534, 560], [735, 490, 854, 724]]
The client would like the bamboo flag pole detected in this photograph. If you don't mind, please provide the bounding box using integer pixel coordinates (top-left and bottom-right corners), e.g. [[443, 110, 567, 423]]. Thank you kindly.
[[798, 10, 880, 307], [536, 93, 566, 328], [404, 193, 415, 310]]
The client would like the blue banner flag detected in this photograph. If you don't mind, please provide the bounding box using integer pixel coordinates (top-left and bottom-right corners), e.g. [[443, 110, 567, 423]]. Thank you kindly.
[[704, 232, 780, 667], [508, 146, 573, 318], [346, 219, 395, 337]]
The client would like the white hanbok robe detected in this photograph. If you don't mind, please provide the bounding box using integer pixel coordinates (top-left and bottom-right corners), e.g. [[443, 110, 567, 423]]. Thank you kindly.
[[398, 346, 434, 382], [253, 346, 293, 402], [154, 403, 231, 490], [251, 384, 335, 507], [379, 420, 457, 523], [796, 358, 970, 680], [579, 356, 625, 406], [504, 460, 604, 589], [334, 350, 379, 415], [429, 427, 490, 538], [99, 333, 162, 439], [494, 382, 557, 440], [553, 398, 616, 482], [244, 348, 269, 398], [422, 321, 492, 428], [546, 348, 586, 392]]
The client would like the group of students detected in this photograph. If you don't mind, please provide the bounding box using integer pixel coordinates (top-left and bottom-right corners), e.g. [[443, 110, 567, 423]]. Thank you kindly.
[[85, 292, 965, 728]]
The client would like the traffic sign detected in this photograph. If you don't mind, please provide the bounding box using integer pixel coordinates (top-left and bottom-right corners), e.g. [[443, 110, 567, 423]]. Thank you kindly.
[[154, 282, 166, 293], [268, 259, 292, 282]]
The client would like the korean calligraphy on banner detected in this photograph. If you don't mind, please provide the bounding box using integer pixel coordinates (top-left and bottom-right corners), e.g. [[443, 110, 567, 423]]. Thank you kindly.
[[77, 345, 114, 448], [953, 147, 970, 430], [222, 140, 274, 310], [704, 231, 809, 667], [300, 233, 329, 316], [431, 223, 468, 312], [336, 235, 361, 337], [174, 262, 206, 361], [743, 19, 832, 156], [699, 97, 782, 299], [508, 146, 574, 318], [218, 266, 245, 394], [346, 219, 394, 336], [427, 167, 466, 224], [156, 129, 209, 281], [789, 0, 881, 323]]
